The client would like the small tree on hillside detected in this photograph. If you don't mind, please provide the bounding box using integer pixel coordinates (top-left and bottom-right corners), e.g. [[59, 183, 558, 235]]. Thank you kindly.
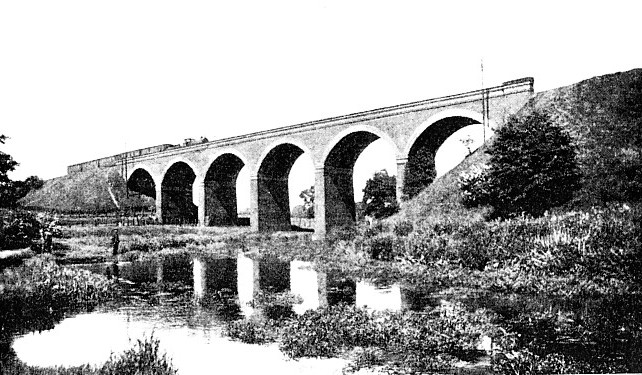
[[363, 170, 398, 219], [460, 110, 580, 218]]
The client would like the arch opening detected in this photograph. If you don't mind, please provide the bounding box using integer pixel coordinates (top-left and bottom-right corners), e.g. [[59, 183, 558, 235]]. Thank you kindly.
[[204, 154, 246, 226], [323, 131, 381, 229], [403, 116, 480, 199], [257, 143, 312, 232], [127, 168, 156, 198], [124, 168, 157, 214], [161, 162, 197, 225]]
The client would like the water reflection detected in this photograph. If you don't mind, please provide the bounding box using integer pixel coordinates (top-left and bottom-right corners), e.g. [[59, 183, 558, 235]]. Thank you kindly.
[[12, 253, 436, 374], [290, 260, 327, 314], [237, 254, 259, 317], [356, 281, 403, 311]]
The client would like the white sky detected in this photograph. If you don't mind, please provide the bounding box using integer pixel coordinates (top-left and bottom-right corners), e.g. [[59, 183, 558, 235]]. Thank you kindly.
[[1, 0, 640, 208]]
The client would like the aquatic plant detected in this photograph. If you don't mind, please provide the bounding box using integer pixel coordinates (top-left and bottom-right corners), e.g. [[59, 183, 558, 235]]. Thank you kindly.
[[0, 256, 117, 340], [279, 303, 493, 373], [225, 319, 280, 345]]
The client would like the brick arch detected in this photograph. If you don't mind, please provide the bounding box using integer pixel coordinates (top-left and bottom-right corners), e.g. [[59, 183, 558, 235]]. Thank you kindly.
[[254, 139, 315, 232], [127, 164, 159, 188], [402, 108, 496, 158], [320, 125, 400, 167], [320, 126, 398, 230], [161, 159, 198, 225], [200, 150, 249, 226], [252, 138, 315, 178], [126, 166, 157, 199], [401, 108, 496, 199], [199, 149, 249, 180]]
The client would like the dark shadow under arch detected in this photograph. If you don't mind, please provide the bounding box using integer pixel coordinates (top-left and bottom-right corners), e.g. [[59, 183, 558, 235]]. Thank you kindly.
[[403, 116, 480, 199], [127, 169, 156, 198], [204, 154, 246, 226], [257, 143, 306, 232], [323, 131, 380, 229], [161, 162, 197, 224]]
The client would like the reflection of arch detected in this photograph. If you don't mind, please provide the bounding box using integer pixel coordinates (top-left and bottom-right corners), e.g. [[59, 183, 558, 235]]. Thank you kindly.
[[402, 109, 492, 199], [203, 151, 247, 226], [321, 126, 397, 230], [161, 160, 198, 224], [255, 140, 313, 232]]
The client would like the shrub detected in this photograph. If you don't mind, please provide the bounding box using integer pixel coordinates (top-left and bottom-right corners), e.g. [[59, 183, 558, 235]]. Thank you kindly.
[[365, 234, 396, 261], [459, 164, 491, 208], [392, 220, 413, 237], [100, 336, 177, 375], [462, 110, 580, 218], [225, 319, 279, 345], [0, 209, 41, 250]]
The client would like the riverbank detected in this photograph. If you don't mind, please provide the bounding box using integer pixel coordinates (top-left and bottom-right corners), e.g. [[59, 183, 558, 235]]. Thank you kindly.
[[6, 202, 642, 374]]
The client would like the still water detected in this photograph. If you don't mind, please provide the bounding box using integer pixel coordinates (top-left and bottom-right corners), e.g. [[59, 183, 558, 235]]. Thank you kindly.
[[11, 253, 431, 374]]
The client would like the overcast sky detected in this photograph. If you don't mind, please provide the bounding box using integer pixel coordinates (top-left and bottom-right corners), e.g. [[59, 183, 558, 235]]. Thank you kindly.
[[1, 0, 640, 206]]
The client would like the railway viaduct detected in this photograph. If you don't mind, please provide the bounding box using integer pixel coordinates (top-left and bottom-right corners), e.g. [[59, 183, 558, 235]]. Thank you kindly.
[[76, 78, 534, 237]]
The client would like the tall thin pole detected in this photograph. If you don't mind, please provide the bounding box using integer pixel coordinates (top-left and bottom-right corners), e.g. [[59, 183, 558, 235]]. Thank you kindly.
[[481, 58, 486, 142], [124, 141, 128, 199]]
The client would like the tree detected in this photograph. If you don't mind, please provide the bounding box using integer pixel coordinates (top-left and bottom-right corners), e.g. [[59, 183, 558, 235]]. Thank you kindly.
[[0, 135, 19, 207], [362, 170, 398, 219], [461, 110, 580, 218], [298, 185, 315, 218], [0, 135, 44, 208]]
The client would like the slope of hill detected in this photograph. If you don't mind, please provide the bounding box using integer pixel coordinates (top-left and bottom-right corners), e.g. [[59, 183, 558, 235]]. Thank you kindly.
[[21, 167, 153, 213], [394, 68, 642, 226]]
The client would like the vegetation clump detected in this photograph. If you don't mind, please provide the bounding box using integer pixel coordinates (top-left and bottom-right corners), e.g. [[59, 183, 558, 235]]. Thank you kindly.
[[460, 109, 580, 218], [0, 256, 117, 341]]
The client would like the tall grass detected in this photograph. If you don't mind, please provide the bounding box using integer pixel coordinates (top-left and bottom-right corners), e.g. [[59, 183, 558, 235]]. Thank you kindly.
[[0, 256, 117, 341], [57, 225, 249, 263]]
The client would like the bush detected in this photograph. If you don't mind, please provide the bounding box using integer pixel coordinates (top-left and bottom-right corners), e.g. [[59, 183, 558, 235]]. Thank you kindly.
[[462, 110, 580, 218], [392, 220, 413, 237], [459, 164, 491, 208], [225, 319, 279, 345], [0, 210, 41, 250], [100, 336, 177, 375], [365, 234, 396, 261]]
